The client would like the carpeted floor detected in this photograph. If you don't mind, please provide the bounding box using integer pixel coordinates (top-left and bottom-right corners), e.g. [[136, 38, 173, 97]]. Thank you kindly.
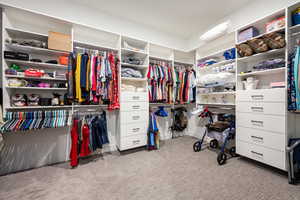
[[0, 136, 300, 200]]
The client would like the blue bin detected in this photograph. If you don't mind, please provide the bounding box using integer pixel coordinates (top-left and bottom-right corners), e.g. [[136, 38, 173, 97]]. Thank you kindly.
[[293, 12, 300, 26]]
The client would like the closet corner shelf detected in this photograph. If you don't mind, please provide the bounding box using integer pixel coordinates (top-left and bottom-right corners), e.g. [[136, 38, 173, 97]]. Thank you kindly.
[[6, 86, 67, 91], [121, 48, 147, 56], [73, 40, 118, 52], [238, 67, 285, 77], [121, 62, 148, 69], [237, 48, 286, 62], [199, 91, 236, 95], [236, 27, 285, 45], [5, 59, 68, 69], [6, 105, 73, 110], [5, 43, 70, 56], [121, 77, 147, 82], [5, 75, 67, 81]]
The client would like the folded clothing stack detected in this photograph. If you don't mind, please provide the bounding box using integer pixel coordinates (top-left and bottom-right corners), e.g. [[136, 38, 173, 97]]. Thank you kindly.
[[122, 55, 143, 65], [253, 58, 285, 71], [121, 67, 143, 78]]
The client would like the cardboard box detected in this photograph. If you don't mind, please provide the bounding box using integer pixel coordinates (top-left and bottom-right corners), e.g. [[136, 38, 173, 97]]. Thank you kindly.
[[48, 31, 72, 52]]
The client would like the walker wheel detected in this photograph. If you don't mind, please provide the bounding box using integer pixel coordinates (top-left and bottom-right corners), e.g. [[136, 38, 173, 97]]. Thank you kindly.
[[209, 139, 219, 149], [193, 141, 202, 152], [217, 152, 227, 165], [229, 147, 237, 157]]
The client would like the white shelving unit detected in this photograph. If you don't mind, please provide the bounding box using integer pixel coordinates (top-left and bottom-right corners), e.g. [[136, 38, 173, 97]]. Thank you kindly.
[[235, 8, 288, 171]]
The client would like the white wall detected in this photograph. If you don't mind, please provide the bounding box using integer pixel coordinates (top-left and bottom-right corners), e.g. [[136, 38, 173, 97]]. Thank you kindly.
[[0, 0, 187, 51], [188, 0, 300, 51]]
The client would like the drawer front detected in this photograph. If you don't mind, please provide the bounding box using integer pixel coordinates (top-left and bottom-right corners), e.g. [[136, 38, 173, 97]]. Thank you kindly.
[[120, 134, 147, 151], [236, 88, 286, 102], [236, 140, 286, 170], [236, 113, 285, 134], [120, 102, 149, 112], [237, 127, 285, 151], [121, 123, 148, 137], [120, 111, 148, 124], [236, 102, 286, 116], [121, 92, 148, 102]]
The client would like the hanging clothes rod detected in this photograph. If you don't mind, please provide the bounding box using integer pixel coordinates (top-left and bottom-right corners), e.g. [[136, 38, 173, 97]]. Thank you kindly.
[[74, 46, 116, 53]]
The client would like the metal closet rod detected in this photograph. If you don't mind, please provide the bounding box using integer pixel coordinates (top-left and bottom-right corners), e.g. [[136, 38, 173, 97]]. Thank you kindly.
[[74, 46, 116, 53]]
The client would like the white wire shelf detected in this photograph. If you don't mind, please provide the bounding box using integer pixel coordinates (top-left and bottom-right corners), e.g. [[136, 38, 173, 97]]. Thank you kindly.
[[6, 86, 67, 91], [5, 43, 70, 56], [121, 62, 148, 69], [5, 59, 68, 69], [237, 67, 285, 77], [237, 48, 286, 62], [236, 27, 285, 45], [5, 75, 67, 81]]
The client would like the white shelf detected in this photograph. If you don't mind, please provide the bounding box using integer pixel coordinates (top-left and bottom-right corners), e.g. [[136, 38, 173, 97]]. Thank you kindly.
[[121, 62, 148, 69], [6, 105, 73, 110], [199, 59, 235, 70], [199, 91, 236, 95], [6, 27, 48, 41], [238, 67, 285, 77], [73, 40, 118, 51], [174, 60, 194, 66], [149, 56, 172, 62], [5, 75, 66, 81], [198, 103, 236, 106], [237, 27, 285, 45], [289, 24, 300, 30], [237, 48, 286, 62], [121, 48, 147, 56], [197, 46, 235, 61], [5, 59, 68, 69], [5, 43, 70, 56], [6, 86, 67, 91], [73, 104, 108, 108], [121, 77, 147, 82]]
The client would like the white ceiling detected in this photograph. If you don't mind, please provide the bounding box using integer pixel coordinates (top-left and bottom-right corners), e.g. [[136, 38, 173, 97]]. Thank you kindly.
[[73, 0, 253, 39]]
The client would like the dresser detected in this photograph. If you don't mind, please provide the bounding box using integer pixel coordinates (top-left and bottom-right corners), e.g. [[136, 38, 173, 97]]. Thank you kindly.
[[116, 92, 149, 151], [236, 88, 287, 170]]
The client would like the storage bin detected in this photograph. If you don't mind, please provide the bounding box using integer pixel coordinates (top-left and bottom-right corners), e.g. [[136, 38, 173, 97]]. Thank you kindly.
[[238, 27, 259, 43], [48, 31, 72, 52], [293, 8, 300, 26]]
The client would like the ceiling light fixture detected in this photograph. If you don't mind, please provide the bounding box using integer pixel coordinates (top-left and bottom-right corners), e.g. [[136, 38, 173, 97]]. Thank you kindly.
[[200, 20, 230, 41]]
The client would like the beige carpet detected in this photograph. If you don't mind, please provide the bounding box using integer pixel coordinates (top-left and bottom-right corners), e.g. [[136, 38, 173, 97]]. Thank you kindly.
[[0, 136, 300, 200]]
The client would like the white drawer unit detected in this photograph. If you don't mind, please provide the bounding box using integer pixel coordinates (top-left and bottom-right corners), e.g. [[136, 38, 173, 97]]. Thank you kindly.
[[119, 134, 147, 151], [236, 112, 285, 134], [121, 122, 148, 137], [237, 127, 286, 151], [121, 92, 148, 102], [120, 101, 149, 112], [236, 140, 286, 170], [236, 88, 286, 102], [120, 111, 148, 124], [236, 102, 286, 116]]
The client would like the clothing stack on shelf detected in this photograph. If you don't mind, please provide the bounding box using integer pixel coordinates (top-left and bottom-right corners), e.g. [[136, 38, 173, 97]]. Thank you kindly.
[[174, 66, 196, 104], [121, 67, 143, 78], [70, 111, 109, 167], [0, 110, 71, 133], [147, 61, 174, 104], [68, 51, 120, 110]]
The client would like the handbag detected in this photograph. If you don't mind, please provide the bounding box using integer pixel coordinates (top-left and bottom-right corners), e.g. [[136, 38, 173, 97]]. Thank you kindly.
[[25, 69, 44, 77], [28, 94, 40, 106], [8, 79, 28, 87], [11, 94, 27, 107]]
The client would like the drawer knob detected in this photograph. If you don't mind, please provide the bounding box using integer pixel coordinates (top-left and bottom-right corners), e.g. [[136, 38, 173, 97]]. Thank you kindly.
[[251, 135, 264, 141], [251, 151, 263, 157], [251, 107, 264, 112], [132, 96, 140, 100], [133, 140, 140, 144], [251, 120, 264, 126], [132, 128, 140, 132], [132, 105, 140, 109], [132, 116, 140, 120], [251, 95, 264, 100]]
